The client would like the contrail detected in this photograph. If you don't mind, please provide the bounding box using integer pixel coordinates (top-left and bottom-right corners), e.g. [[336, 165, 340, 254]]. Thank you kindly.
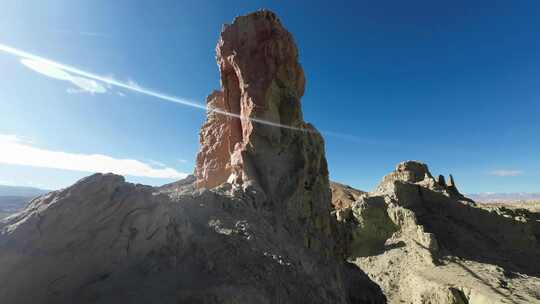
[[0, 42, 382, 143], [0, 43, 306, 131]]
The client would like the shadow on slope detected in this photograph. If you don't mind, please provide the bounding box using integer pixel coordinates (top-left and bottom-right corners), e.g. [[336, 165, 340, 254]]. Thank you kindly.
[[405, 182, 540, 277]]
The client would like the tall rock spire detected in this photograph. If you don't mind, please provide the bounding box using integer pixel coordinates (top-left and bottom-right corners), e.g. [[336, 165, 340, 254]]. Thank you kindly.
[[194, 10, 334, 252]]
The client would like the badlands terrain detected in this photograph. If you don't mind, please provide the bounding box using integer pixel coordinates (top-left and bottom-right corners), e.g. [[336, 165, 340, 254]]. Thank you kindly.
[[1, 10, 539, 304], [331, 162, 540, 303]]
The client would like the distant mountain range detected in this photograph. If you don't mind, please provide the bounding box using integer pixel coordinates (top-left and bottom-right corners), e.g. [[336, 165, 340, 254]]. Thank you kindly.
[[0, 185, 50, 219], [0, 185, 50, 197], [468, 192, 540, 202]]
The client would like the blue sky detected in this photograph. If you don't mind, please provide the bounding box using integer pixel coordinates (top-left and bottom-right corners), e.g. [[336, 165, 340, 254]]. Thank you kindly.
[[0, 1, 539, 193]]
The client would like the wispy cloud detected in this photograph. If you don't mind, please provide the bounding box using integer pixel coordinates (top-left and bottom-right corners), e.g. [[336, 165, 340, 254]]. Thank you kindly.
[[21, 59, 107, 94], [0, 42, 384, 144], [52, 29, 110, 38], [0, 42, 312, 131], [127, 79, 142, 90], [488, 170, 523, 177], [78, 31, 110, 38], [147, 159, 166, 168], [0, 134, 187, 179]]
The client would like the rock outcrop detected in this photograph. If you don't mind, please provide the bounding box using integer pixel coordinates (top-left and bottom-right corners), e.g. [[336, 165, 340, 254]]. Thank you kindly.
[[0, 10, 386, 304], [332, 161, 540, 303], [195, 10, 335, 257], [196, 10, 309, 192], [194, 91, 231, 189], [331, 182, 366, 211]]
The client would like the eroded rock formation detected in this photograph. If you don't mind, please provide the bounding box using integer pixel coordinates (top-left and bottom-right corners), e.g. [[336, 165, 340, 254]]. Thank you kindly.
[[0, 10, 386, 304], [196, 10, 308, 191], [194, 90, 231, 189], [332, 161, 540, 303], [195, 10, 335, 256], [331, 182, 366, 211]]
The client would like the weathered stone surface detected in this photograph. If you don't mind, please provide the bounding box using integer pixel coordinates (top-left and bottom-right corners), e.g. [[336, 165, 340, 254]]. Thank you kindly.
[[446, 174, 461, 195], [348, 195, 398, 258], [331, 161, 540, 303], [436, 174, 446, 187], [447, 174, 456, 188], [0, 172, 385, 304], [331, 181, 366, 211], [195, 10, 309, 191], [378, 161, 432, 187], [216, 10, 309, 191], [194, 10, 336, 258], [194, 91, 233, 189]]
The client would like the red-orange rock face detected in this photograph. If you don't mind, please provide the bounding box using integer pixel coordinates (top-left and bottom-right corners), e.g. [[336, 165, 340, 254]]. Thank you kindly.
[[194, 12, 333, 251], [194, 90, 232, 189], [196, 10, 312, 190]]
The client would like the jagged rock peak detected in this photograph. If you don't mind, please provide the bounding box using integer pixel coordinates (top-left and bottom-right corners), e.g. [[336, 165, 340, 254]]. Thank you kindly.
[[377, 160, 464, 197], [379, 160, 433, 186], [436, 174, 446, 187], [446, 174, 461, 195]]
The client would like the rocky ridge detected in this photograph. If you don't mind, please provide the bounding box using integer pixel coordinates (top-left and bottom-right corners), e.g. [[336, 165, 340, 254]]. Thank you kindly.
[[332, 161, 540, 303]]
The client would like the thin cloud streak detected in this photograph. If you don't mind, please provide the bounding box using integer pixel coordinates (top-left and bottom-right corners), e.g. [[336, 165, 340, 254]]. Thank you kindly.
[[51, 29, 110, 38], [21, 58, 107, 94], [0, 42, 382, 143], [0, 43, 301, 130], [488, 170, 523, 177], [0, 134, 187, 179], [79, 31, 110, 38]]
